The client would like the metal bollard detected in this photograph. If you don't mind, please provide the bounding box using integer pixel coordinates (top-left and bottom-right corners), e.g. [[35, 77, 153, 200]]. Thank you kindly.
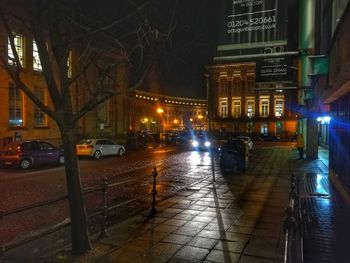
[[150, 167, 158, 216], [289, 174, 298, 200], [289, 184, 298, 200], [283, 206, 297, 235], [99, 177, 108, 238], [290, 174, 296, 184]]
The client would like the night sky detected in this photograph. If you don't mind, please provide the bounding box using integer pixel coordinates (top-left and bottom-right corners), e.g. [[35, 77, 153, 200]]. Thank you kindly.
[[147, 1, 221, 99], [82, 0, 221, 99]]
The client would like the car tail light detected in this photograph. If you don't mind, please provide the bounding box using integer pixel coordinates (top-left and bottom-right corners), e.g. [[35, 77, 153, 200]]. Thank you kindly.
[[17, 146, 22, 153]]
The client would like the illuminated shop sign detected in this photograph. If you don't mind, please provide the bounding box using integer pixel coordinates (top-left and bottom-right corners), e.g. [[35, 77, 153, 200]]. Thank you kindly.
[[256, 56, 296, 83], [219, 0, 288, 50]]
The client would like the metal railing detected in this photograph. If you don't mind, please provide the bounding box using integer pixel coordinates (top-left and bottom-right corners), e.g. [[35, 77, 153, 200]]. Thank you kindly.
[[283, 174, 303, 263], [0, 167, 159, 259]]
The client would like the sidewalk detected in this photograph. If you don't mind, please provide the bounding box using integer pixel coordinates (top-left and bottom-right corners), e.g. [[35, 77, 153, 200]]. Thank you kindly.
[[39, 145, 349, 263], [298, 147, 350, 263]]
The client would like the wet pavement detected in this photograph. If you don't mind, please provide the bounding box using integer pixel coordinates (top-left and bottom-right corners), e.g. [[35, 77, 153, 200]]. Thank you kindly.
[[300, 172, 350, 263], [28, 145, 350, 262]]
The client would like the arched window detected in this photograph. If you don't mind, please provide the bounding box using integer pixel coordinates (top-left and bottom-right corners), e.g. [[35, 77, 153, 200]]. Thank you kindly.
[[275, 97, 284, 117], [232, 97, 241, 118], [259, 97, 270, 117], [218, 98, 228, 118]]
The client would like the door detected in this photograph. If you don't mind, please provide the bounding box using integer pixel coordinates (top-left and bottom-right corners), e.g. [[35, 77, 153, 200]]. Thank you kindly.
[[37, 142, 58, 164]]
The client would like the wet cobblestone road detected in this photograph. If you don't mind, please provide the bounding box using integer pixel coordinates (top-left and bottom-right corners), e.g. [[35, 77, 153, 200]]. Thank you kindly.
[[2, 142, 349, 262]]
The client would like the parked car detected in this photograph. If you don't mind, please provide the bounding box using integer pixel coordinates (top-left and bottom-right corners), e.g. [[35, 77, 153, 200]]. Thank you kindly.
[[76, 139, 125, 159], [236, 136, 253, 151], [0, 140, 64, 169]]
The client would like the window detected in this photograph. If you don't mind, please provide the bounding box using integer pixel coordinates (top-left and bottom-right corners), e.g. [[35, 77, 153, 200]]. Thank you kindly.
[[39, 142, 55, 150], [8, 34, 24, 67], [32, 41, 42, 71], [246, 100, 255, 118], [275, 99, 284, 117], [260, 97, 269, 117], [218, 97, 228, 118], [8, 83, 24, 127], [232, 98, 241, 118], [33, 86, 47, 126]]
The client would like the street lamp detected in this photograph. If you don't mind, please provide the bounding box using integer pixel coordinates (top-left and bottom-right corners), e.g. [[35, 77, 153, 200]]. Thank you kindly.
[[173, 119, 178, 130], [156, 108, 164, 143]]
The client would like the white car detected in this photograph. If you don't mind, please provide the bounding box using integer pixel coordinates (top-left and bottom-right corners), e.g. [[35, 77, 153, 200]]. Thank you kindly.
[[76, 139, 125, 159], [236, 136, 253, 151]]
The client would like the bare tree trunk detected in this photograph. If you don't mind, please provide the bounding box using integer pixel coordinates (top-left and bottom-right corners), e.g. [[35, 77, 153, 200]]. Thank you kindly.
[[60, 127, 91, 254]]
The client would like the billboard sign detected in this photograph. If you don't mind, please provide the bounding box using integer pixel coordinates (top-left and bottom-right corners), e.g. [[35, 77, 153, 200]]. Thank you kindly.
[[255, 57, 296, 83], [219, 0, 288, 49]]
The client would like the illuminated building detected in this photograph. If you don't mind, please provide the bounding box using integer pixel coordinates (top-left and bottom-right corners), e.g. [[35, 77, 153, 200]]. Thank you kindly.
[[206, 0, 299, 140], [206, 63, 298, 139], [0, 25, 61, 148], [130, 90, 207, 134]]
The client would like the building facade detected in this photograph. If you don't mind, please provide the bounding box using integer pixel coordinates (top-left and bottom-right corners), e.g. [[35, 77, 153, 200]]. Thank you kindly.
[[306, 1, 350, 193], [127, 89, 207, 145], [0, 19, 61, 149], [206, 63, 298, 140], [207, 0, 299, 141], [0, 16, 207, 150]]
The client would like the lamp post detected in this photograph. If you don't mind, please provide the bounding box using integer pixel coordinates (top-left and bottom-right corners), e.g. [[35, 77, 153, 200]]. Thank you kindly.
[[198, 115, 203, 130], [156, 108, 164, 143]]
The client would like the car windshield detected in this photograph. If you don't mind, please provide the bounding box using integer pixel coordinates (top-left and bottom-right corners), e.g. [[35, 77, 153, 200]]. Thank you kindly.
[[78, 140, 93, 145], [193, 132, 209, 140]]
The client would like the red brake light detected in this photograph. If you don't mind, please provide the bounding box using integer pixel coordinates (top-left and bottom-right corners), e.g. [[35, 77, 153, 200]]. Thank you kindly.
[[17, 146, 22, 153]]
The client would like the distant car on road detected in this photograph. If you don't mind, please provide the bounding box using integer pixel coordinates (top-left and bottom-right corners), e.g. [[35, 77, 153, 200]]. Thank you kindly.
[[236, 136, 253, 151], [76, 139, 125, 159], [0, 140, 64, 169], [190, 132, 212, 151]]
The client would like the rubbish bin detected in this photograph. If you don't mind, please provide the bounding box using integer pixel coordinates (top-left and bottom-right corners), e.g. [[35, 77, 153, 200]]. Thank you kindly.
[[225, 138, 248, 172], [219, 145, 238, 173]]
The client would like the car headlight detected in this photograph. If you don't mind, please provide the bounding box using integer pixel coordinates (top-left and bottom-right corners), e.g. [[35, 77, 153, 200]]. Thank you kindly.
[[205, 141, 211, 147], [192, 140, 199, 147]]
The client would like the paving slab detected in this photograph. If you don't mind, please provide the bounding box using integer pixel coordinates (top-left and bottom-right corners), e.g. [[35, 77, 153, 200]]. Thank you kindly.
[[36, 145, 346, 263]]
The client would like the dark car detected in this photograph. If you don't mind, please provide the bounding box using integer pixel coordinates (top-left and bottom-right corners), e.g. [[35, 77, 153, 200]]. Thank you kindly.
[[0, 141, 64, 169], [190, 132, 212, 151]]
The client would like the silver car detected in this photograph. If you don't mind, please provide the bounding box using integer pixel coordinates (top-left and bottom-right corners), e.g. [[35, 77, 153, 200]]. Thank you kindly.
[[76, 139, 125, 159]]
